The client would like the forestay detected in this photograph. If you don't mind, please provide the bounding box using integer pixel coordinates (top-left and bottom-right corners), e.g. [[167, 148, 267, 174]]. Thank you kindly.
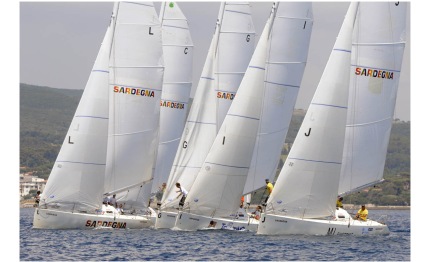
[[266, 3, 358, 219], [338, 2, 407, 195]]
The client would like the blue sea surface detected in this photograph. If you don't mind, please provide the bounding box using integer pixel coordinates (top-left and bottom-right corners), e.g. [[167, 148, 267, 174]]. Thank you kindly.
[[20, 208, 410, 261]]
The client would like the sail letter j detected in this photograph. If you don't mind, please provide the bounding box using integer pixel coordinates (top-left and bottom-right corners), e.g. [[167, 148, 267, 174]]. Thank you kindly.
[[304, 128, 311, 137]]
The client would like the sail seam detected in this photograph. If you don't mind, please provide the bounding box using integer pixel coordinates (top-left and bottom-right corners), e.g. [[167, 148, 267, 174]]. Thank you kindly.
[[112, 130, 153, 136], [289, 157, 342, 165], [346, 116, 392, 127], [172, 165, 201, 169], [311, 103, 347, 109], [92, 70, 109, 73], [276, 16, 313, 21], [333, 48, 351, 53], [186, 120, 216, 125], [200, 76, 215, 80], [224, 9, 251, 16], [205, 162, 250, 169], [123, 2, 153, 8], [162, 24, 189, 30], [265, 80, 300, 88], [159, 137, 181, 145], [226, 114, 259, 121], [352, 41, 405, 46], [248, 65, 266, 70]]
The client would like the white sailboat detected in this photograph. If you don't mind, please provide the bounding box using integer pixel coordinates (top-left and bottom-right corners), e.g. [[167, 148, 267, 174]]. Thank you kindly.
[[33, 2, 164, 229], [258, 2, 406, 236], [174, 2, 313, 232], [155, 2, 255, 229]]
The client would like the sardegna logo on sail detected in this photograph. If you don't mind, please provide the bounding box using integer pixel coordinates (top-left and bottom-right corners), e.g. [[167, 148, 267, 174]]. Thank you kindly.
[[113, 85, 155, 97], [355, 67, 395, 79]]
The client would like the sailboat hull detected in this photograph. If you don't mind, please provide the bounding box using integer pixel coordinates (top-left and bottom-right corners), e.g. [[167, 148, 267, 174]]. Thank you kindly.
[[33, 208, 153, 229], [154, 210, 178, 229], [257, 213, 389, 236], [174, 212, 259, 232]]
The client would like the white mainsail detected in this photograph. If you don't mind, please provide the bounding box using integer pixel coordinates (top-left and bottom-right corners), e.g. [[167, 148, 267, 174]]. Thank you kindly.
[[338, 2, 407, 195], [181, 3, 276, 219], [161, 2, 255, 209], [266, 2, 358, 219], [243, 2, 313, 196], [39, 9, 116, 212], [152, 2, 194, 192], [104, 2, 163, 196]]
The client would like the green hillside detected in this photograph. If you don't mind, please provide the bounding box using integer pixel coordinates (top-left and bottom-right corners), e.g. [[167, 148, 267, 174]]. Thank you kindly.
[[19, 83, 410, 206]]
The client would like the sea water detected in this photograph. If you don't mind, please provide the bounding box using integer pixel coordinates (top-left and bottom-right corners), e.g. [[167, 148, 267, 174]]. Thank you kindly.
[[20, 208, 410, 261]]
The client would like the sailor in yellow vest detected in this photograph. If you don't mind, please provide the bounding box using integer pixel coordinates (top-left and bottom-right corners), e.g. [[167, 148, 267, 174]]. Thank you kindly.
[[336, 196, 344, 208], [355, 205, 368, 221], [262, 179, 273, 206]]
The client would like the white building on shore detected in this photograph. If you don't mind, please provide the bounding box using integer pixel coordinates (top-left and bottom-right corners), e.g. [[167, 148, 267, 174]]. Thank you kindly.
[[20, 173, 46, 197]]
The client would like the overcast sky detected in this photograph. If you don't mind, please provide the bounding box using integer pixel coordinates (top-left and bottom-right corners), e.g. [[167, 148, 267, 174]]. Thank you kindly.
[[20, 1, 410, 121]]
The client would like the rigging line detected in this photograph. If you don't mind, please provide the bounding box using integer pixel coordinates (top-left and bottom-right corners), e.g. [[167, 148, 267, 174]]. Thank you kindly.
[[347, 3, 362, 196], [346, 116, 392, 127], [159, 137, 181, 145], [108, 2, 120, 194]]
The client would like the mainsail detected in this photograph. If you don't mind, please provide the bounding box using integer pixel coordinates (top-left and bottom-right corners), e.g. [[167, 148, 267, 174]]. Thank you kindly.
[[338, 2, 407, 195], [104, 2, 164, 196], [266, 2, 358, 219], [152, 1, 194, 192], [243, 2, 313, 196]]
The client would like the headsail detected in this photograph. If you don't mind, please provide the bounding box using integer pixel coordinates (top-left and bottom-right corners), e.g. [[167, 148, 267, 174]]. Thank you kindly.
[[39, 7, 117, 211]]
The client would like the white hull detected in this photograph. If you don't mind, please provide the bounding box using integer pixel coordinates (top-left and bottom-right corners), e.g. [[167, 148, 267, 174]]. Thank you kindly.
[[257, 212, 389, 236], [175, 212, 259, 232], [33, 208, 153, 229], [154, 210, 178, 229]]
